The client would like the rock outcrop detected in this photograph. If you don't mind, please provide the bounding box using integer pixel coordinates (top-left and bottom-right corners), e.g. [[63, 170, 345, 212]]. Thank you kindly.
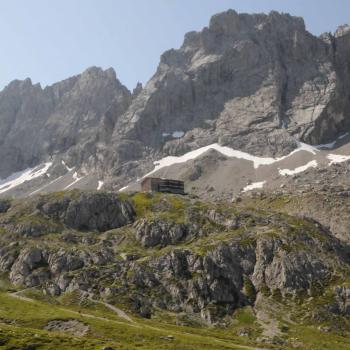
[[38, 192, 135, 232], [1, 191, 349, 324], [331, 285, 350, 315], [135, 219, 195, 247], [0, 200, 10, 213]]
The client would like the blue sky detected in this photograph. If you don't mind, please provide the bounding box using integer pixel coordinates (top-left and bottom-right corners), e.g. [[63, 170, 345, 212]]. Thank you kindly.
[[0, 0, 349, 91]]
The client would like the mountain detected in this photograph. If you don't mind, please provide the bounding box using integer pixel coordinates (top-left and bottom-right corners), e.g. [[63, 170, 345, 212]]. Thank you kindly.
[[0, 67, 131, 179], [2, 9, 350, 349], [1, 10, 350, 197]]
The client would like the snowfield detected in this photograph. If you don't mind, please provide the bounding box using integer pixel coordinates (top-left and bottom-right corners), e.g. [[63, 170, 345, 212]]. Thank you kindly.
[[327, 154, 350, 165], [144, 141, 320, 177], [2, 132, 350, 196], [279, 160, 318, 176], [242, 181, 266, 192], [61, 160, 74, 172], [0, 162, 52, 194], [64, 172, 84, 189]]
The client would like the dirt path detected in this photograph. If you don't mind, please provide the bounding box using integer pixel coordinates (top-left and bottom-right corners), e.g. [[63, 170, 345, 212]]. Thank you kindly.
[[7, 288, 35, 303], [83, 291, 134, 323]]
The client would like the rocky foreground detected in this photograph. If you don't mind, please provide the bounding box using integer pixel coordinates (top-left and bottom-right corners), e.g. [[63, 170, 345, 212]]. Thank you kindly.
[[0, 189, 350, 349]]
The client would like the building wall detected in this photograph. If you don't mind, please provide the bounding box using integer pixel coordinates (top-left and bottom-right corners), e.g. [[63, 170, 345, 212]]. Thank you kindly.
[[141, 177, 184, 194]]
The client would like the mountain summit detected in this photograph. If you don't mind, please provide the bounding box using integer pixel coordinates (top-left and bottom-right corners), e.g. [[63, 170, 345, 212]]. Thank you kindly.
[[1, 9, 350, 197]]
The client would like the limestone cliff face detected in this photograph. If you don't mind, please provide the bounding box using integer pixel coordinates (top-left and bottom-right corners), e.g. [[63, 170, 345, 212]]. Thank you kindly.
[[0, 67, 131, 179], [1, 10, 350, 192], [111, 10, 350, 160]]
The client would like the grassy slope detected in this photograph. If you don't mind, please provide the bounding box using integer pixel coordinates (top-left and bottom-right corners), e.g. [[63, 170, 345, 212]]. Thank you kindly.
[[1, 288, 350, 350], [0, 291, 265, 350], [1, 192, 350, 349]]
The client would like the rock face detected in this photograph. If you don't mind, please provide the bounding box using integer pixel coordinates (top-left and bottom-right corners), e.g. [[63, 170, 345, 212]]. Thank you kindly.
[[135, 219, 195, 247], [105, 10, 350, 183], [0, 67, 131, 179], [0, 200, 10, 213], [9, 247, 49, 286], [38, 192, 135, 232], [1, 10, 350, 195]]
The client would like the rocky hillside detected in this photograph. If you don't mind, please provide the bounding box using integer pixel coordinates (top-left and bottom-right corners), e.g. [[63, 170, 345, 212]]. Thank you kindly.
[[1, 10, 350, 197], [1, 190, 350, 348]]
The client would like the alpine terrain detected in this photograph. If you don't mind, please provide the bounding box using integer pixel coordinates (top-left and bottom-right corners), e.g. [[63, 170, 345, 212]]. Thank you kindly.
[[1, 9, 350, 350]]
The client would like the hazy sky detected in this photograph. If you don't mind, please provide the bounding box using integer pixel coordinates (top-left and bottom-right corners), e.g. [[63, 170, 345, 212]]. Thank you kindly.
[[1, 0, 349, 91]]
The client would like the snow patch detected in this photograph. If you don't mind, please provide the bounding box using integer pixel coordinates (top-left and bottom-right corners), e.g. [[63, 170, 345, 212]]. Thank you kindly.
[[279, 160, 318, 176], [162, 131, 185, 138], [64, 172, 83, 190], [327, 154, 350, 165], [295, 141, 318, 155], [0, 162, 52, 194], [143, 141, 320, 178], [204, 119, 215, 126], [315, 140, 337, 149], [97, 181, 104, 190], [118, 185, 129, 192], [314, 132, 349, 150], [242, 181, 266, 193], [172, 131, 184, 138], [61, 160, 74, 172]]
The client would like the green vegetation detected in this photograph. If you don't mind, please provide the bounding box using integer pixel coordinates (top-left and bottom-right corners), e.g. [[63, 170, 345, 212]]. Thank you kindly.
[[1, 191, 350, 349], [243, 276, 256, 303], [0, 292, 268, 350], [131, 192, 187, 223]]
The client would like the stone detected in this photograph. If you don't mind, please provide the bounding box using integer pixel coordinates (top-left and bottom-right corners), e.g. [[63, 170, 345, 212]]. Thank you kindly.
[[44, 319, 89, 337], [135, 219, 192, 247], [0, 200, 11, 213], [38, 192, 135, 232]]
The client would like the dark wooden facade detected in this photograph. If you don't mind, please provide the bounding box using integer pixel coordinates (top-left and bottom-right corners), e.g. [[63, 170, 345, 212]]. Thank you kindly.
[[141, 177, 185, 195]]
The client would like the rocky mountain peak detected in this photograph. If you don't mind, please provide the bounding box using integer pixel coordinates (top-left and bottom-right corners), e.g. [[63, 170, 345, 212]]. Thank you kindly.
[[0, 64, 132, 180], [208, 9, 241, 35], [335, 24, 350, 38], [207, 9, 306, 38], [110, 9, 345, 161], [2, 77, 38, 96], [79, 66, 119, 85], [132, 82, 143, 98], [1, 9, 350, 197]]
